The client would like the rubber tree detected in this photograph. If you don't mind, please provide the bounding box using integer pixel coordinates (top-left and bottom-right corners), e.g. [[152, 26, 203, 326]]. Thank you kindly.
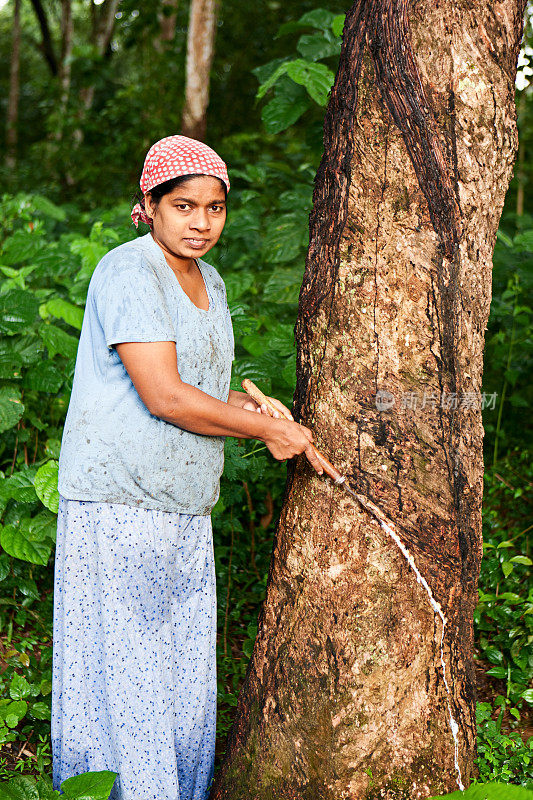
[[181, 0, 219, 140], [211, 0, 527, 797]]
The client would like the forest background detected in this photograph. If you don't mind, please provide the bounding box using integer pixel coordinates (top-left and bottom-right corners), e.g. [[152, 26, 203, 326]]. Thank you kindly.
[[0, 0, 532, 796]]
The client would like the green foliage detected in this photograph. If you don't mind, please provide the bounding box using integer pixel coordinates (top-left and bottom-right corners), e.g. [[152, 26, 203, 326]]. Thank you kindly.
[[476, 703, 533, 787], [484, 234, 533, 463], [430, 781, 533, 799], [475, 450, 532, 713], [253, 9, 344, 133], [0, 770, 117, 799], [0, 174, 531, 786]]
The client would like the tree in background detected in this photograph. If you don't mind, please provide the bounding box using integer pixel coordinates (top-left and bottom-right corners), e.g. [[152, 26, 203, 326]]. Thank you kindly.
[[210, 0, 528, 797], [0, 0, 347, 199], [181, 0, 219, 140], [5, 0, 20, 170]]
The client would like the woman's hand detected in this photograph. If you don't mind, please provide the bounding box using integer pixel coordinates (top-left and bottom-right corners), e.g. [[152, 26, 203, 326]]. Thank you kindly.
[[242, 395, 294, 420], [262, 417, 324, 475]]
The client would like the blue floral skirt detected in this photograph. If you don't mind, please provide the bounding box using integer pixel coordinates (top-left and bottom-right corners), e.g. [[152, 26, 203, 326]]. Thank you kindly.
[[52, 496, 217, 800]]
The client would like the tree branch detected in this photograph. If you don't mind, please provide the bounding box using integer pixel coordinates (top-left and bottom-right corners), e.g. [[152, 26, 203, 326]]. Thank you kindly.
[[29, 0, 58, 75]]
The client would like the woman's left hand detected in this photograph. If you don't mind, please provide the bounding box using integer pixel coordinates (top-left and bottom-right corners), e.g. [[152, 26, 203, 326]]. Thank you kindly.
[[242, 395, 294, 421]]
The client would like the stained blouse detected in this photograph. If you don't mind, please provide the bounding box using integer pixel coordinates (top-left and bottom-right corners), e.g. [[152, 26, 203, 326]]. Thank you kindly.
[[58, 232, 235, 514]]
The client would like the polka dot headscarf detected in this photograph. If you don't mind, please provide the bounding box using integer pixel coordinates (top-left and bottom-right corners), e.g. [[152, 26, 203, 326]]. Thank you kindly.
[[131, 135, 230, 228]]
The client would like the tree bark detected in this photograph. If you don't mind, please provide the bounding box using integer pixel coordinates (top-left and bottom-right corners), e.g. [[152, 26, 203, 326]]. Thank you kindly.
[[181, 0, 218, 141], [210, 1, 527, 798], [29, 0, 58, 75], [55, 0, 74, 142], [6, 0, 21, 171], [153, 0, 179, 53]]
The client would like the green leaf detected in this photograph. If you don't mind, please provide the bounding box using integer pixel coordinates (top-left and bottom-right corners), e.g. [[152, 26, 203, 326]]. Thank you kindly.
[[17, 577, 40, 599], [34, 776, 61, 800], [223, 272, 255, 305], [0, 700, 28, 725], [485, 666, 507, 679], [0, 386, 24, 432], [513, 230, 533, 252], [1, 230, 43, 266], [0, 290, 40, 335], [1, 469, 38, 503], [522, 688, 533, 704], [233, 353, 282, 386], [496, 229, 514, 247], [9, 672, 32, 701], [262, 95, 311, 134], [263, 267, 303, 303], [28, 510, 57, 543], [498, 592, 523, 603], [23, 360, 64, 393], [262, 213, 309, 264], [0, 554, 10, 581], [430, 783, 533, 798], [43, 298, 84, 330], [297, 8, 336, 31], [60, 770, 118, 800], [13, 334, 44, 366], [31, 195, 67, 221], [281, 354, 296, 387], [252, 57, 290, 85], [286, 59, 335, 105], [331, 14, 345, 37], [70, 239, 108, 282], [296, 30, 341, 61], [0, 343, 23, 379], [484, 648, 504, 665], [511, 555, 532, 566], [501, 560, 514, 578], [0, 773, 39, 799], [28, 701, 51, 720], [275, 20, 312, 38], [0, 519, 54, 566], [39, 323, 79, 360], [243, 638, 254, 658], [256, 62, 292, 99], [34, 461, 60, 514]]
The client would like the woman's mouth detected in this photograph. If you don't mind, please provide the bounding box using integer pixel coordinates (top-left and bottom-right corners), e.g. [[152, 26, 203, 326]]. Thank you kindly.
[[184, 238, 209, 248]]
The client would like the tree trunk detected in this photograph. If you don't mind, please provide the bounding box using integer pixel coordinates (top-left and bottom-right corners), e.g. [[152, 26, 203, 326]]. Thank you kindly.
[[181, 0, 218, 141], [55, 0, 74, 142], [211, 1, 526, 798], [6, 0, 21, 171], [29, 0, 58, 75], [153, 0, 179, 53], [72, 0, 120, 146]]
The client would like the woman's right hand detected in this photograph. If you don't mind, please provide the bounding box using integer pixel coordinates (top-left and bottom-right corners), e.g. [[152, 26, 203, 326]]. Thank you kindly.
[[262, 418, 324, 475]]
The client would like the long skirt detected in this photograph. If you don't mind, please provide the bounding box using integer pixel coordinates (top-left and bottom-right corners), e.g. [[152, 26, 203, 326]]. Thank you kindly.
[[51, 496, 217, 800]]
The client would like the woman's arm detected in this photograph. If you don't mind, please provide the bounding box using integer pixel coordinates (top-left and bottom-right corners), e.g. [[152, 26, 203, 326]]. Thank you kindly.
[[113, 341, 323, 473], [227, 389, 251, 408]]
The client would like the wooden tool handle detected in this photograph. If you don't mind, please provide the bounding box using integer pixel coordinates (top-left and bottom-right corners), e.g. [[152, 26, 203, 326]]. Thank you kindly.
[[241, 378, 345, 484]]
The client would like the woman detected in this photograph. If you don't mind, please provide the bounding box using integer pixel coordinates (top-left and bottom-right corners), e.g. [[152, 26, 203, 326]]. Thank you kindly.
[[52, 135, 323, 800]]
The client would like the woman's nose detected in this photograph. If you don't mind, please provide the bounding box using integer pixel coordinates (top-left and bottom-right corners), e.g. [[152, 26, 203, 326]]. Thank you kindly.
[[190, 210, 211, 230]]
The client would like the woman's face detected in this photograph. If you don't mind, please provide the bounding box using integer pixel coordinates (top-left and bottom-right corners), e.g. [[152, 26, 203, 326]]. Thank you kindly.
[[144, 175, 227, 263]]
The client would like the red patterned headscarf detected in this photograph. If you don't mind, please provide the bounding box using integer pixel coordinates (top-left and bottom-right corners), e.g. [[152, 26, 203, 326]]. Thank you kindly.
[[131, 135, 230, 228]]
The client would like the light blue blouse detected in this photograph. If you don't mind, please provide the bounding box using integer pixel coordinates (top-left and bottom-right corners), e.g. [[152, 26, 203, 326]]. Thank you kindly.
[[58, 232, 235, 514]]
